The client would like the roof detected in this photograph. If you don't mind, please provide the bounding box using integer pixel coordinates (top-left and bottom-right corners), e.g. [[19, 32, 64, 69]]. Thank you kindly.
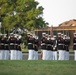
[[59, 19, 76, 27]]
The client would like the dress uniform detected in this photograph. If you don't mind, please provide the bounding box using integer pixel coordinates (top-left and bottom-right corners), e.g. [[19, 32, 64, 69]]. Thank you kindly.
[[73, 33, 76, 60], [33, 36, 39, 60], [46, 36, 53, 60], [4, 35, 10, 60], [27, 34, 35, 60], [0, 35, 5, 60], [9, 33, 16, 60], [0, 34, 2, 60], [62, 34, 66, 60], [41, 33, 47, 60], [14, 34, 18, 60], [57, 33, 64, 60], [64, 35, 70, 60], [17, 35, 22, 60], [53, 36, 57, 60]]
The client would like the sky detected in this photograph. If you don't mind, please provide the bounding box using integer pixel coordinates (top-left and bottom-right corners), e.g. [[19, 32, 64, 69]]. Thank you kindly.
[[36, 0, 76, 27]]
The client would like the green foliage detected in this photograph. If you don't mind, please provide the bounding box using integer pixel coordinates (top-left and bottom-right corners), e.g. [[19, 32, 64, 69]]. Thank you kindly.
[[0, 0, 48, 32]]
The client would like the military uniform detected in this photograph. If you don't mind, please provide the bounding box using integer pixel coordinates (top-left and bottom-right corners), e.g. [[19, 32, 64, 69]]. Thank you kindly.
[[73, 33, 76, 60], [0, 36, 5, 60], [14, 37, 18, 60], [52, 37, 57, 60], [46, 38, 53, 60], [64, 36, 70, 60], [4, 36, 10, 60], [27, 35, 35, 60], [57, 33, 64, 60], [16, 36, 22, 60], [41, 36, 47, 60], [0, 36, 2, 60], [9, 34, 16, 60], [33, 37, 39, 60]]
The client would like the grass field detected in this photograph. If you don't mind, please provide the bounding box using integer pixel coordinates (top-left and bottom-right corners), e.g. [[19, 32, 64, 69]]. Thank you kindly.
[[0, 61, 76, 75]]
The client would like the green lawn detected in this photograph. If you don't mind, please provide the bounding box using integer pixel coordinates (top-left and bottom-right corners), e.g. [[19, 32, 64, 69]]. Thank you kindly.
[[0, 61, 76, 75]]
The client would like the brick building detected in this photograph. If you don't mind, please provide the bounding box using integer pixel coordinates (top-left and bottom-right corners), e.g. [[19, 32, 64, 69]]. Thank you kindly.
[[35, 19, 76, 48]]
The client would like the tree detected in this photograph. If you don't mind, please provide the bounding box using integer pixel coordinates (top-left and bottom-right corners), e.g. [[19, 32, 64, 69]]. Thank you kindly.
[[0, 0, 48, 33]]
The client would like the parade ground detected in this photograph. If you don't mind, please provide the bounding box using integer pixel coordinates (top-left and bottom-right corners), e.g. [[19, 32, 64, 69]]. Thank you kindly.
[[0, 60, 76, 75]]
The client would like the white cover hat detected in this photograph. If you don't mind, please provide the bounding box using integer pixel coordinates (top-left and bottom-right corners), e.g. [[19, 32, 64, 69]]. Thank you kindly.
[[42, 32, 46, 35], [57, 33, 61, 35]]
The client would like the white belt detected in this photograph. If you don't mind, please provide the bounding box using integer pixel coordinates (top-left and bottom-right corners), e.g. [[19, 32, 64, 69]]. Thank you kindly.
[[28, 43, 32, 45], [5, 44, 8, 46], [47, 44, 51, 46], [1, 43, 4, 45], [74, 43, 76, 45], [54, 45, 57, 47], [58, 44, 64, 45], [65, 45, 68, 46], [41, 43, 46, 45], [10, 43, 14, 45]]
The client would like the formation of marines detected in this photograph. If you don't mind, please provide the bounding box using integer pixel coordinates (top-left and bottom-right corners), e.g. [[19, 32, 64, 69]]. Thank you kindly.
[[0, 32, 76, 60], [27, 32, 76, 60], [0, 33, 22, 60]]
